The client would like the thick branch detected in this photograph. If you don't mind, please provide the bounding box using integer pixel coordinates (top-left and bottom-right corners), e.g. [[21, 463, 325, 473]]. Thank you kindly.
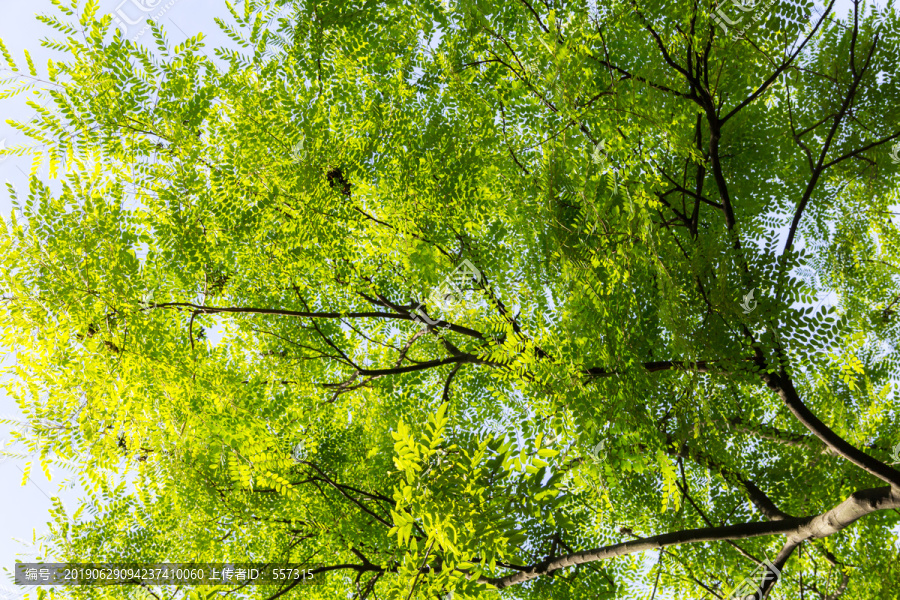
[[478, 486, 900, 589], [757, 541, 800, 599], [761, 370, 900, 488]]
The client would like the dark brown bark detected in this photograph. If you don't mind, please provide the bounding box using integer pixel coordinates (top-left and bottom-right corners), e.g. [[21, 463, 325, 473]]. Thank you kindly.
[[761, 370, 900, 489]]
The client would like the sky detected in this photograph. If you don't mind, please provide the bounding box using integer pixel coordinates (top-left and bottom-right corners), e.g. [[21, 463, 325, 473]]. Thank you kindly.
[[0, 0, 879, 598]]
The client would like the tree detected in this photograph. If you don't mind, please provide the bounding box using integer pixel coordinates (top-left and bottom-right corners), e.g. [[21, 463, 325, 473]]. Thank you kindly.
[[2, 0, 900, 597]]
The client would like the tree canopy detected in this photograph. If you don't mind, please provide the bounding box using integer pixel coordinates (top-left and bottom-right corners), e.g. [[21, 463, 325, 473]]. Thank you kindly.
[[2, 0, 900, 598]]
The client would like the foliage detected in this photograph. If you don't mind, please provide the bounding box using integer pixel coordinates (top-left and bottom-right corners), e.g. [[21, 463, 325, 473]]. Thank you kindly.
[[2, 0, 900, 598]]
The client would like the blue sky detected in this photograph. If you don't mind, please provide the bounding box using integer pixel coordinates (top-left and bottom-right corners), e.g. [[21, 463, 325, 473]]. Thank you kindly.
[[0, 0, 880, 597]]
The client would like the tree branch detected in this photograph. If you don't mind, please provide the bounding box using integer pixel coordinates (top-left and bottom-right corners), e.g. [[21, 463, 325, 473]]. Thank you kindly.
[[147, 301, 486, 340], [782, 31, 879, 255], [477, 486, 900, 589], [761, 369, 900, 488]]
